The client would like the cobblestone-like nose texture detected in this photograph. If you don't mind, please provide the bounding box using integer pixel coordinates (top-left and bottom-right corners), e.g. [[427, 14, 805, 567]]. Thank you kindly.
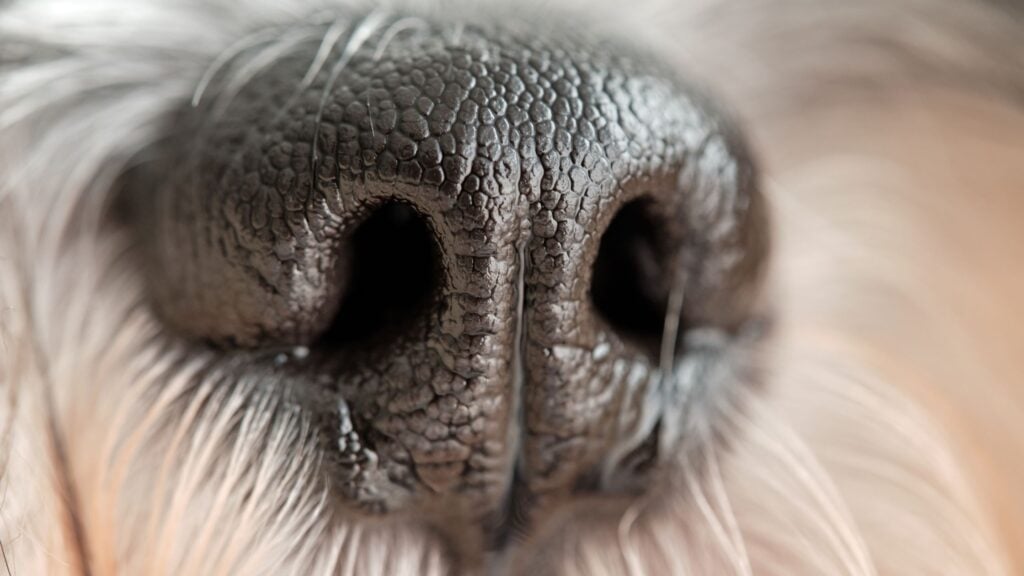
[[142, 11, 767, 530]]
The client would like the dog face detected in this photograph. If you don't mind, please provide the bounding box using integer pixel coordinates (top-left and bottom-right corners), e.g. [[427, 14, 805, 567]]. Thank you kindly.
[[1, 1, 1022, 574]]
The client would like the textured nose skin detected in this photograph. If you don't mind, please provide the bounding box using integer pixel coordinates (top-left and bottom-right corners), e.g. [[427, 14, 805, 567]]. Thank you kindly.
[[141, 12, 767, 530]]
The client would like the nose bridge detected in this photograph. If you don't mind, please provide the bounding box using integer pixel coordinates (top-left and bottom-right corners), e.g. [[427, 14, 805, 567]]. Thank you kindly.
[[405, 185, 524, 498]]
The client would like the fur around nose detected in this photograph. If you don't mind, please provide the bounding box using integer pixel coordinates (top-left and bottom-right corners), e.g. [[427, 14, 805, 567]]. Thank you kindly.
[[137, 10, 767, 530]]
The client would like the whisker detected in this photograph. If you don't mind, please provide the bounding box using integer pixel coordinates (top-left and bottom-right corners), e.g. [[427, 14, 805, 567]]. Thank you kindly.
[[598, 261, 689, 486], [725, 399, 878, 576], [702, 432, 753, 576], [659, 269, 686, 384], [301, 18, 350, 89], [655, 264, 687, 455], [211, 26, 322, 118], [666, 412, 749, 575], [192, 28, 279, 107], [372, 17, 429, 62], [616, 499, 648, 575], [309, 9, 391, 180]]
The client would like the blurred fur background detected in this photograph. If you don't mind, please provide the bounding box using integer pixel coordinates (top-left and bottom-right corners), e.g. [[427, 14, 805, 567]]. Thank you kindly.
[[0, 0, 1022, 574]]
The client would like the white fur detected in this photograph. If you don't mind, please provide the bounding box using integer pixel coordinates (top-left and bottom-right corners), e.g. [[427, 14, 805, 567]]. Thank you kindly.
[[1, 0, 1022, 574]]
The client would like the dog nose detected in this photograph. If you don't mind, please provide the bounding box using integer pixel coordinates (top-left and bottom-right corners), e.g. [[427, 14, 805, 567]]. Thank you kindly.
[[134, 11, 768, 535]]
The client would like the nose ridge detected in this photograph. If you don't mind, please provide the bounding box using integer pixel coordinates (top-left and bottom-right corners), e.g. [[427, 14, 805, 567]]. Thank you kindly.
[[382, 204, 523, 499]]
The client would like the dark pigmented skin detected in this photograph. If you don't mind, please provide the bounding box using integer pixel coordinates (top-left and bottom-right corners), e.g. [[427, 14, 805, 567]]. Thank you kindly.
[[134, 10, 769, 543]]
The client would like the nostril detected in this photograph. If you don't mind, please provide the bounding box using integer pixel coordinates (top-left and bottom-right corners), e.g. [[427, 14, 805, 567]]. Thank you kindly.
[[590, 199, 678, 347], [319, 202, 440, 348]]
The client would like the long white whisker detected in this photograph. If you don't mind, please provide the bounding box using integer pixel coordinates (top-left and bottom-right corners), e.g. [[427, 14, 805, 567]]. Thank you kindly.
[[659, 272, 686, 380], [192, 28, 279, 107], [683, 428, 750, 575], [616, 499, 649, 575], [212, 27, 321, 117], [301, 18, 350, 88], [726, 399, 878, 576], [704, 433, 753, 576], [372, 17, 428, 62], [309, 9, 391, 176]]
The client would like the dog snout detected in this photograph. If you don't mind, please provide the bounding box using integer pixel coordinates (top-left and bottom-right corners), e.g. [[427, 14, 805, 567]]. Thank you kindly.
[[128, 10, 769, 536]]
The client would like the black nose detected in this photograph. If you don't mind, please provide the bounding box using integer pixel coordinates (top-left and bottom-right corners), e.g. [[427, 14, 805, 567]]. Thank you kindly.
[[132, 9, 768, 537]]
